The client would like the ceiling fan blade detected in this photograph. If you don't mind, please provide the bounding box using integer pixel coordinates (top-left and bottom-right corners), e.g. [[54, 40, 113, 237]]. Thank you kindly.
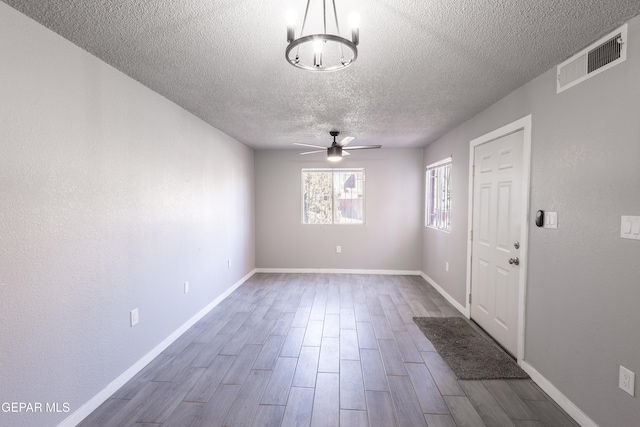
[[294, 142, 327, 149], [338, 136, 355, 147], [342, 150, 351, 155], [343, 145, 382, 150], [299, 150, 326, 155]]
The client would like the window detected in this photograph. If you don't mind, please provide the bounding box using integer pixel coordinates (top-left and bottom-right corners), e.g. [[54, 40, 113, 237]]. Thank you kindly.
[[426, 157, 451, 231], [302, 168, 365, 224]]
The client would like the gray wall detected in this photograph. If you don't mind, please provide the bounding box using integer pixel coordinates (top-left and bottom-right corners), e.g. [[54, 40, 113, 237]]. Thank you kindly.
[[0, 4, 255, 427], [255, 149, 423, 271], [423, 15, 640, 426]]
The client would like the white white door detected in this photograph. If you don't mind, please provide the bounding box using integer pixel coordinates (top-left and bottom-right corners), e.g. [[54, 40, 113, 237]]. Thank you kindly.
[[470, 130, 523, 356]]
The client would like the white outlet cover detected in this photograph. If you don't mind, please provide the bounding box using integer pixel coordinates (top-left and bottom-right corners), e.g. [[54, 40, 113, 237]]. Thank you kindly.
[[336, 246, 342, 254], [184, 281, 189, 294], [619, 365, 635, 396]]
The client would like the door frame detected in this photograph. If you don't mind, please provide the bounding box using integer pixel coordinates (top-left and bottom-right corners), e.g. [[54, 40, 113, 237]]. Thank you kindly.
[[465, 115, 532, 363]]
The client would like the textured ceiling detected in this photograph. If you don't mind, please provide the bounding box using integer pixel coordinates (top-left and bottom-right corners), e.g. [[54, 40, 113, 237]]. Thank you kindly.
[[4, 0, 640, 150]]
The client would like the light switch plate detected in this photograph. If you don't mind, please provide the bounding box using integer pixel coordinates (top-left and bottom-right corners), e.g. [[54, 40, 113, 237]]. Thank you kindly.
[[621, 216, 640, 240], [130, 308, 139, 327], [543, 211, 558, 229]]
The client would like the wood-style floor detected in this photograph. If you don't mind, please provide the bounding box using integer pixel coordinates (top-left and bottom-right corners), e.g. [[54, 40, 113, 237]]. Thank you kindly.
[[80, 273, 578, 427]]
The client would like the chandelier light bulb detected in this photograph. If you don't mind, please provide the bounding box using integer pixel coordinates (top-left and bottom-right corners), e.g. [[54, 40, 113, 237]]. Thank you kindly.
[[349, 12, 360, 46], [286, 9, 297, 43], [313, 39, 324, 67], [348, 12, 360, 28], [313, 39, 324, 54], [285, 9, 297, 26]]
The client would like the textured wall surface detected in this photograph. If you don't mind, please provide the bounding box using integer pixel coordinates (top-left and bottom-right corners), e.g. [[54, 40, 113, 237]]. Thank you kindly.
[[255, 149, 423, 271], [423, 14, 640, 426], [0, 4, 254, 426]]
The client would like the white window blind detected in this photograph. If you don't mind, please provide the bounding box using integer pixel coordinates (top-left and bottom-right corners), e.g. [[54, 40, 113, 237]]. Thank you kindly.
[[426, 158, 452, 231]]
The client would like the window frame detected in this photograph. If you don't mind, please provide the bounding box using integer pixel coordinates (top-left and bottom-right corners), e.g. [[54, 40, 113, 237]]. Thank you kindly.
[[301, 168, 366, 225], [425, 157, 452, 232]]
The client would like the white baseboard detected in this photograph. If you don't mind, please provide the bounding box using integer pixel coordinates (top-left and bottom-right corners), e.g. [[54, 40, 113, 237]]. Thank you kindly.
[[520, 361, 598, 427], [419, 271, 469, 317], [57, 269, 256, 427], [255, 268, 421, 275]]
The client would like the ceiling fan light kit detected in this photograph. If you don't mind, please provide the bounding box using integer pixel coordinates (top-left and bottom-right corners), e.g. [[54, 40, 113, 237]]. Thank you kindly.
[[327, 144, 343, 162], [285, 0, 359, 72], [294, 131, 382, 161]]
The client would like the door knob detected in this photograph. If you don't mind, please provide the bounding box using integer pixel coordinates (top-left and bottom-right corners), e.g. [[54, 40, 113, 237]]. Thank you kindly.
[[509, 257, 520, 265]]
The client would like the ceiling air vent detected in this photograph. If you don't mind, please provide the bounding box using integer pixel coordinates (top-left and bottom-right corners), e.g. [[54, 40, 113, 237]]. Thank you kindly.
[[557, 24, 627, 93]]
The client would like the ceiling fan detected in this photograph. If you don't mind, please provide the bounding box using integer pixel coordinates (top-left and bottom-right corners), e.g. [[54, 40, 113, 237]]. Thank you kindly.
[[294, 131, 382, 161]]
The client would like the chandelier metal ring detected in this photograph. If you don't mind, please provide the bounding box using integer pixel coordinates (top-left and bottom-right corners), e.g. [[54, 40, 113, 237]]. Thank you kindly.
[[285, 34, 358, 72]]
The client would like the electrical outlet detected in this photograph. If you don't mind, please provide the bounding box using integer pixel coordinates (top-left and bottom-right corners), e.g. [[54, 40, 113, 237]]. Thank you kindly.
[[336, 246, 342, 254], [184, 281, 189, 294], [130, 308, 139, 327], [619, 366, 635, 396]]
